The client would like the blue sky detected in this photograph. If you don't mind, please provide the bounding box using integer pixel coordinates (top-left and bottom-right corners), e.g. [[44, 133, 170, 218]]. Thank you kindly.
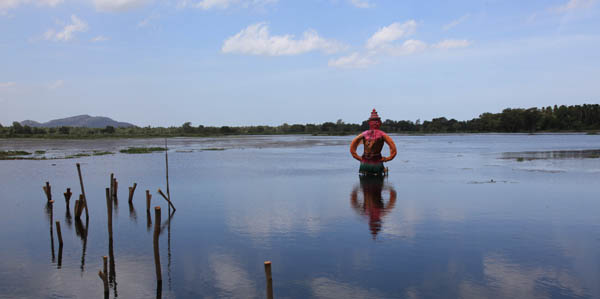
[[1, 0, 599, 127]]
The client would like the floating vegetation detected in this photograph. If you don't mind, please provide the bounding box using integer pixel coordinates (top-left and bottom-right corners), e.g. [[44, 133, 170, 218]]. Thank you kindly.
[[501, 149, 600, 161], [201, 148, 226, 151], [35, 150, 46, 154], [0, 150, 32, 160], [120, 147, 166, 154], [514, 168, 565, 174], [92, 151, 114, 156]]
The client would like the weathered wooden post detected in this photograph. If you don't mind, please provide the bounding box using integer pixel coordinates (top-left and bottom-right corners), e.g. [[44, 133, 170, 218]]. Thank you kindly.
[[76, 163, 89, 219], [105, 188, 116, 285], [110, 173, 114, 200], [146, 190, 152, 211], [103, 256, 108, 278], [153, 206, 162, 285], [64, 188, 72, 209], [55, 221, 63, 247], [114, 179, 118, 200], [128, 183, 137, 203], [157, 189, 176, 211], [43, 182, 52, 202], [264, 261, 273, 299]]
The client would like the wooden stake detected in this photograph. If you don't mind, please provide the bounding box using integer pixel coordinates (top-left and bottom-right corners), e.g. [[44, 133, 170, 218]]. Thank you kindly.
[[76, 163, 89, 219], [157, 189, 176, 211], [264, 261, 273, 299], [64, 188, 72, 207], [103, 256, 108, 277], [98, 270, 109, 296], [165, 138, 170, 201], [153, 206, 162, 285], [113, 179, 119, 200], [46, 182, 52, 201], [146, 190, 152, 211], [128, 183, 137, 203], [110, 173, 114, 200], [55, 221, 63, 246]]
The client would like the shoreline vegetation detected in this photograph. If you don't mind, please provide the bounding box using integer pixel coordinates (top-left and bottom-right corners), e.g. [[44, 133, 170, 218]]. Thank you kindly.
[[1, 104, 599, 139]]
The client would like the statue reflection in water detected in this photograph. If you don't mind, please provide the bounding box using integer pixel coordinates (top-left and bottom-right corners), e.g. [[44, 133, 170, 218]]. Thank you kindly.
[[350, 175, 397, 239]]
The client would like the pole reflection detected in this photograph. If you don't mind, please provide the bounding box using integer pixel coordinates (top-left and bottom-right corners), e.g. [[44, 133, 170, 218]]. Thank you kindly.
[[350, 175, 396, 239]]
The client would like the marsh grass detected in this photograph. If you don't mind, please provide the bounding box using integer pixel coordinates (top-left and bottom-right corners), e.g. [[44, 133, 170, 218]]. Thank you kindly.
[[119, 147, 166, 154]]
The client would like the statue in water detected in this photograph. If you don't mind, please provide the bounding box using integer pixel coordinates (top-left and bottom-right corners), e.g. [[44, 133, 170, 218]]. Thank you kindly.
[[350, 109, 397, 176]]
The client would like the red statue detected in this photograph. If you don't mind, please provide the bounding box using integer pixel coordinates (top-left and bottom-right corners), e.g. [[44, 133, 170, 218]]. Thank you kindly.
[[350, 109, 397, 176]]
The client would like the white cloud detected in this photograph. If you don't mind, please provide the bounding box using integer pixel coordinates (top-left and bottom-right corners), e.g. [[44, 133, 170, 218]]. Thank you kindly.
[[222, 22, 345, 56], [366, 20, 417, 49], [328, 52, 374, 68], [348, 0, 371, 8], [552, 0, 596, 13], [388, 39, 428, 55], [47, 80, 64, 89], [94, 0, 150, 12], [433, 39, 471, 49], [177, 0, 277, 10], [443, 14, 470, 31], [44, 15, 88, 41], [90, 35, 109, 42]]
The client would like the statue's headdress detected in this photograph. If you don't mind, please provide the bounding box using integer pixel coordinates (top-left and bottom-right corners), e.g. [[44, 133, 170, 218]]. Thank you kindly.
[[369, 109, 381, 121]]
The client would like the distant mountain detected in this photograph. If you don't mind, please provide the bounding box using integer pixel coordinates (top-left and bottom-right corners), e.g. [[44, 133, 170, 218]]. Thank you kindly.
[[20, 115, 135, 128]]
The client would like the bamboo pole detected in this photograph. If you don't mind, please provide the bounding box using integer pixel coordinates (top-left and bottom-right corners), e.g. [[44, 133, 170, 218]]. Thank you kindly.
[[55, 221, 63, 247], [157, 189, 176, 211], [128, 183, 137, 203], [153, 206, 162, 285], [76, 163, 89, 219], [264, 261, 273, 299]]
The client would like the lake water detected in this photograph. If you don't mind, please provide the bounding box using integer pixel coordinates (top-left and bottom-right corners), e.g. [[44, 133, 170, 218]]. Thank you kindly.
[[1, 134, 599, 299]]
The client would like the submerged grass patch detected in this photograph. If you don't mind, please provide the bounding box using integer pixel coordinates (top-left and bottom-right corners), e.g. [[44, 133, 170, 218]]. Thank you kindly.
[[0, 150, 32, 160], [92, 151, 114, 156], [119, 147, 166, 154]]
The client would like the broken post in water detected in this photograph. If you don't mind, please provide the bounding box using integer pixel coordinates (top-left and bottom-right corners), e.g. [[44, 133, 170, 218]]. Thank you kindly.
[[165, 138, 171, 201], [157, 189, 176, 211], [153, 206, 162, 286], [55, 221, 63, 247], [43, 182, 52, 203], [110, 173, 114, 200], [105, 188, 117, 294], [146, 190, 151, 211], [264, 261, 274, 299], [128, 183, 137, 203], [63, 188, 72, 209], [76, 163, 89, 219]]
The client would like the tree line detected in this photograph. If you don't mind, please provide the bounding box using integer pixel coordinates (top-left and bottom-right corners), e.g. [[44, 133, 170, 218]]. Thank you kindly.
[[1, 104, 599, 138]]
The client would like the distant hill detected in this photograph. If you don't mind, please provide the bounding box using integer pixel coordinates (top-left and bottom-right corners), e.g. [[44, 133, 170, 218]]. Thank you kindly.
[[20, 115, 135, 128]]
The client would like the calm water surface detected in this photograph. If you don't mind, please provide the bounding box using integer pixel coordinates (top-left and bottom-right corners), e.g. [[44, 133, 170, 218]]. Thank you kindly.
[[1, 134, 599, 299]]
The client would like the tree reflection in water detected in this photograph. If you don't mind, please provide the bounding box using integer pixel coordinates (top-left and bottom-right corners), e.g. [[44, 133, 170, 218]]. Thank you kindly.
[[350, 175, 396, 239]]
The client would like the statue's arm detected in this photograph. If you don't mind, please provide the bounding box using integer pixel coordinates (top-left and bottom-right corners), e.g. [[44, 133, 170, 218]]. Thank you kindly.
[[382, 134, 397, 162], [349, 134, 363, 162]]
